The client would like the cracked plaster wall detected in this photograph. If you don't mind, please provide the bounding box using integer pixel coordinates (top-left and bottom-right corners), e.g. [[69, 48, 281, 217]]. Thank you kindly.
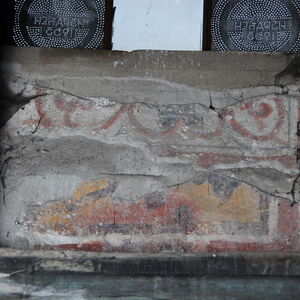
[[0, 46, 300, 253]]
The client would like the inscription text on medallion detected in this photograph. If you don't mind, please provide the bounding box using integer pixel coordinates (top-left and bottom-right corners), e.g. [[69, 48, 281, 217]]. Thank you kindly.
[[29, 14, 91, 40], [228, 19, 293, 43]]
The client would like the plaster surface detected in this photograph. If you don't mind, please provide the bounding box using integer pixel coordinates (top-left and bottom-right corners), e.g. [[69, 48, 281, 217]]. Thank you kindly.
[[0, 47, 299, 253]]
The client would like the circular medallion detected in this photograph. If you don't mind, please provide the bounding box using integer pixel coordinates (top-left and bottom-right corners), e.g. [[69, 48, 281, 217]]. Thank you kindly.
[[13, 0, 105, 49], [212, 0, 300, 52]]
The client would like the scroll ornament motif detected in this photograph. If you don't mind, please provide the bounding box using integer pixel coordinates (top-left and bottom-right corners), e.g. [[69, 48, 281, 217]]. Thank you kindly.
[[25, 95, 287, 146]]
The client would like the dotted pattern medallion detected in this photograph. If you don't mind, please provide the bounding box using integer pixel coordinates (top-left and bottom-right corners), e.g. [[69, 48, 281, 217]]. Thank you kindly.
[[13, 0, 105, 49], [212, 0, 300, 52]]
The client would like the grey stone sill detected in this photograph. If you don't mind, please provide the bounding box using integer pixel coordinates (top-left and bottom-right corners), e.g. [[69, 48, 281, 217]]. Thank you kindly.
[[0, 248, 299, 276]]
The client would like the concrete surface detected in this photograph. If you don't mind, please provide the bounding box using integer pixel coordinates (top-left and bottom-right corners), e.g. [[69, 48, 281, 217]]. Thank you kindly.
[[0, 46, 299, 253], [0, 273, 300, 299], [1, 248, 300, 298]]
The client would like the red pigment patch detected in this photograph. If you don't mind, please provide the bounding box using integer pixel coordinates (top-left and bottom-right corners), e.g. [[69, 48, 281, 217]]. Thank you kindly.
[[277, 199, 299, 237], [206, 241, 291, 253]]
